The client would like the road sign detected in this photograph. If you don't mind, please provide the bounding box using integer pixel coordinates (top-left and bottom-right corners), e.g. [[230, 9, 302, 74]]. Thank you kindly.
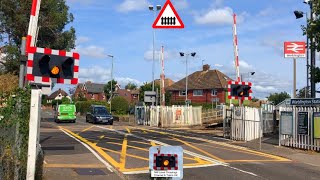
[[149, 146, 183, 179], [26, 47, 80, 85], [152, 0, 184, 29], [144, 91, 156, 103], [228, 80, 252, 100], [284, 42, 306, 58]]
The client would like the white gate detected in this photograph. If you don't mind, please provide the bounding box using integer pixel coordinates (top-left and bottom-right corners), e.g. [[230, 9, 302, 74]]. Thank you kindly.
[[230, 107, 262, 141]]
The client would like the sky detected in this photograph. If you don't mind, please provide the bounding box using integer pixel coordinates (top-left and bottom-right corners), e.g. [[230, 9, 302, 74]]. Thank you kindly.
[[52, 0, 316, 99]]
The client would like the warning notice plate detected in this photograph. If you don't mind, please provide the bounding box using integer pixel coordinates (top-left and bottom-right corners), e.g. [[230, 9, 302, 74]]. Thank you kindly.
[[151, 170, 181, 177]]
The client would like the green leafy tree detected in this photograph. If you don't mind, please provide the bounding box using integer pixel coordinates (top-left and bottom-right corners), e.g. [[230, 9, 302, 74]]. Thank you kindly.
[[111, 96, 129, 115], [267, 92, 291, 105], [125, 82, 137, 90], [139, 82, 160, 101], [61, 97, 70, 104], [104, 80, 117, 99], [302, 1, 320, 52], [0, 0, 76, 74], [251, 97, 259, 102], [297, 86, 311, 98]]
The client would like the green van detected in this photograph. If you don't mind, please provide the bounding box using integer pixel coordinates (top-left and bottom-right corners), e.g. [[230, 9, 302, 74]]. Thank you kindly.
[[54, 104, 77, 123]]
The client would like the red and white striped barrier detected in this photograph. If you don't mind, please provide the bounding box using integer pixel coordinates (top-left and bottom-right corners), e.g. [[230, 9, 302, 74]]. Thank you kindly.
[[26, 0, 41, 52], [26, 47, 79, 85], [233, 13, 241, 82], [228, 81, 252, 100]]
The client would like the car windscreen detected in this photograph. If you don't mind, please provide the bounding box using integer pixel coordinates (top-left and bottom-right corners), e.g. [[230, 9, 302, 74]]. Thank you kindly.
[[94, 107, 109, 115]]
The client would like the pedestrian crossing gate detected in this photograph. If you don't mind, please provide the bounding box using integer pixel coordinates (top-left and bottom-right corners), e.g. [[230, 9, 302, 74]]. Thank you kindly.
[[149, 146, 183, 179]]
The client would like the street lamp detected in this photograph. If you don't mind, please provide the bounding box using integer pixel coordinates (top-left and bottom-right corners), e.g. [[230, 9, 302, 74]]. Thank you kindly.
[[241, 72, 255, 82], [294, 8, 311, 98], [149, 4, 161, 106], [108, 54, 114, 113], [180, 52, 196, 105]]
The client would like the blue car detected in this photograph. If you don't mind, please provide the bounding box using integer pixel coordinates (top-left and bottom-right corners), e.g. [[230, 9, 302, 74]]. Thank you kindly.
[[86, 105, 113, 125]]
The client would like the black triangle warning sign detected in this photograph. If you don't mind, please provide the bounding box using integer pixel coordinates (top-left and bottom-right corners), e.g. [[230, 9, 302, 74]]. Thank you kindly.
[[152, 0, 184, 29]]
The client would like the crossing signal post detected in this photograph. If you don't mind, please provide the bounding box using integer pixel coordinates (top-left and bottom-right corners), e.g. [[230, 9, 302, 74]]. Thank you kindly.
[[228, 81, 252, 106]]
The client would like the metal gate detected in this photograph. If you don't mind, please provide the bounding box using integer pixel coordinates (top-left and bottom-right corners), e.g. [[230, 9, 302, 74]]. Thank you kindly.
[[223, 109, 232, 138], [135, 106, 150, 125]]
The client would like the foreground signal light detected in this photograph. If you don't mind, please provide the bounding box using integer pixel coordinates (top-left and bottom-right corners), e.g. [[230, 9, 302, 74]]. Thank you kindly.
[[163, 160, 169, 166], [51, 66, 60, 75]]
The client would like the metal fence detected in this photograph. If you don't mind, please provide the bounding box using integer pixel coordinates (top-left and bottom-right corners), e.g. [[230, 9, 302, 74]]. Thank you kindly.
[[279, 107, 320, 151], [135, 106, 202, 128]]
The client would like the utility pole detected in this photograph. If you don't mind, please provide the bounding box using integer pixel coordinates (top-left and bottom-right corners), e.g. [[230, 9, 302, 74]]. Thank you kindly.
[[310, 2, 316, 98], [108, 55, 114, 113], [294, 58, 297, 98], [19, 37, 27, 88]]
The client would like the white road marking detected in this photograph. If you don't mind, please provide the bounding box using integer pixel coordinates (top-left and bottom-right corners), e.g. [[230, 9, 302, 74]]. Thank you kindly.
[[59, 128, 114, 172], [95, 126, 259, 177]]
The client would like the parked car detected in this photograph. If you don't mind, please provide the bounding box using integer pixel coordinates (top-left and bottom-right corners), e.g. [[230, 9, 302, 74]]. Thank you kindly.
[[54, 104, 76, 123], [86, 105, 113, 125]]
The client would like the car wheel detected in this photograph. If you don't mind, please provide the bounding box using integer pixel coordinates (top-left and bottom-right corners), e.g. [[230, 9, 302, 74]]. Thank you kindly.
[[109, 121, 113, 125]]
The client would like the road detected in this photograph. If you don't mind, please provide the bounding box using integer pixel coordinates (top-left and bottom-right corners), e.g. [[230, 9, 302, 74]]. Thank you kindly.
[[40, 110, 320, 180]]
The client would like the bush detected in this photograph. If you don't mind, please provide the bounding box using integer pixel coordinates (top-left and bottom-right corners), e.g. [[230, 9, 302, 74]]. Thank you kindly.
[[0, 87, 31, 179], [75, 101, 110, 115], [111, 96, 129, 115]]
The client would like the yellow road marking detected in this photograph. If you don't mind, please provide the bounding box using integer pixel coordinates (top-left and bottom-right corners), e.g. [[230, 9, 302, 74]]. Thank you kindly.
[[77, 125, 95, 135], [129, 140, 153, 146], [171, 137, 225, 162], [122, 167, 148, 172], [107, 142, 149, 152], [136, 127, 290, 162], [126, 127, 131, 133], [60, 127, 120, 168], [224, 159, 291, 163], [44, 164, 106, 168], [150, 141, 157, 146], [103, 136, 123, 141], [101, 147, 149, 161], [119, 136, 128, 170]]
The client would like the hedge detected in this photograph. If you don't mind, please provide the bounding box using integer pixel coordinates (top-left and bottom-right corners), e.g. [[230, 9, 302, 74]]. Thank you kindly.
[[75, 101, 110, 115], [111, 96, 129, 115]]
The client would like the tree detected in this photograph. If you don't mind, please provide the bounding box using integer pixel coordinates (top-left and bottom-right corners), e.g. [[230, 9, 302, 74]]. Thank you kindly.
[[302, 1, 320, 52], [125, 82, 137, 90], [104, 80, 117, 99], [139, 82, 160, 101], [297, 86, 311, 98], [111, 96, 129, 115], [251, 97, 259, 102], [0, 0, 76, 74], [267, 92, 291, 105]]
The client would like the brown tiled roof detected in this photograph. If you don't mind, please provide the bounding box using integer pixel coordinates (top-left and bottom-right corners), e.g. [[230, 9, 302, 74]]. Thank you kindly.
[[167, 69, 233, 91], [48, 89, 68, 99], [154, 78, 175, 88], [114, 89, 139, 102]]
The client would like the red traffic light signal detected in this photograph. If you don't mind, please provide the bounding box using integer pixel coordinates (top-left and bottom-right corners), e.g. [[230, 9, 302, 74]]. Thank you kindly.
[[228, 81, 252, 100], [26, 47, 79, 85]]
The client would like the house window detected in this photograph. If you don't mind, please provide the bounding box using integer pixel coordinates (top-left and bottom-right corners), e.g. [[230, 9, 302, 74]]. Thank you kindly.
[[193, 90, 203, 96], [179, 91, 186, 96], [212, 89, 218, 96], [133, 94, 137, 98]]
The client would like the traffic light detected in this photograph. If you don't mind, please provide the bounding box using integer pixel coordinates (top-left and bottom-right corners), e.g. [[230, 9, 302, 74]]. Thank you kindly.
[[33, 53, 75, 79], [155, 155, 177, 170], [228, 81, 252, 100]]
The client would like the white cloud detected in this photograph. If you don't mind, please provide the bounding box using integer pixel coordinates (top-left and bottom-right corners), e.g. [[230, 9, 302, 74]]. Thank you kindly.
[[76, 36, 91, 45], [117, 0, 149, 13], [258, 7, 274, 17], [214, 64, 223, 67], [75, 45, 107, 59], [194, 7, 246, 26], [79, 66, 142, 87], [144, 49, 179, 61]]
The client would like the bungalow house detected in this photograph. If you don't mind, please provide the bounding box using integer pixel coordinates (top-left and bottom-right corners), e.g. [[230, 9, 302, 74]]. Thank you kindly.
[[47, 89, 70, 103], [74, 81, 106, 101], [167, 64, 233, 104]]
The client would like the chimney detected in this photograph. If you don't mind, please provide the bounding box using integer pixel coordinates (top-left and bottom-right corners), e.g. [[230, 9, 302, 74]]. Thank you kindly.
[[86, 81, 92, 84], [203, 64, 210, 71]]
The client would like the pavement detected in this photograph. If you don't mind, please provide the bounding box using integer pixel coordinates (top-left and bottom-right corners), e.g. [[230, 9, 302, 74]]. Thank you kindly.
[[40, 109, 320, 180]]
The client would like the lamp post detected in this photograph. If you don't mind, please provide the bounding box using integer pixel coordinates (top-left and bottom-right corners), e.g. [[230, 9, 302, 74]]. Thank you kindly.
[[149, 4, 161, 106], [108, 55, 114, 113], [180, 52, 196, 106], [241, 72, 255, 82], [294, 10, 310, 98]]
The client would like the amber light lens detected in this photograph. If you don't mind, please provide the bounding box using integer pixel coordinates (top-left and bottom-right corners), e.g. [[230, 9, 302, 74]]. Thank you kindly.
[[163, 160, 169, 166], [51, 66, 60, 75]]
